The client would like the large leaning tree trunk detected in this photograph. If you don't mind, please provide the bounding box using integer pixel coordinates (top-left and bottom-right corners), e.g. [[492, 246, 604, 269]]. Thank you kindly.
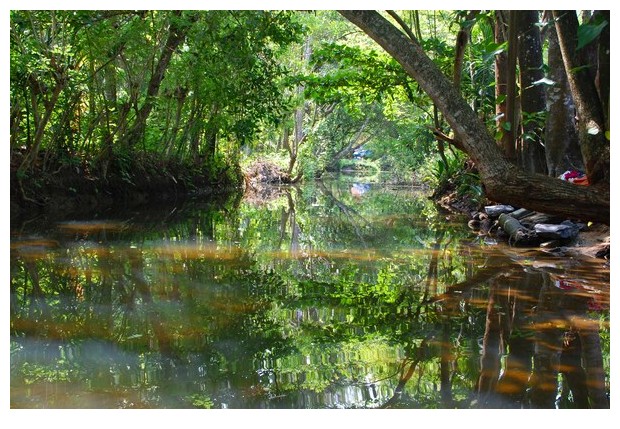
[[339, 10, 608, 224]]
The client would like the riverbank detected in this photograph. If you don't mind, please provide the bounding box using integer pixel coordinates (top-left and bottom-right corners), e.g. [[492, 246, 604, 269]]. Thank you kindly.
[[10, 151, 242, 220], [11, 153, 610, 264], [435, 188, 610, 263]]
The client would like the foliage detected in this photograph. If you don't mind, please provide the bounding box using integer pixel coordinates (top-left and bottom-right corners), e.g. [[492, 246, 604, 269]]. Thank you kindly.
[[189, 394, 215, 409], [10, 10, 304, 183], [11, 9, 611, 215], [302, 42, 416, 108], [576, 19, 608, 51]]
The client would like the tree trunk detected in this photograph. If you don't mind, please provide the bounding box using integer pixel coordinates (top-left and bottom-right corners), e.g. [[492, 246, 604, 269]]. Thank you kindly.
[[203, 126, 217, 166], [516, 10, 547, 174], [185, 98, 203, 161], [593, 11, 610, 131], [495, 273, 538, 408], [559, 332, 590, 407], [164, 87, 188, 156], [201, 103, 220, 165], [440, 322, 454, 407], [121, 11, 193, 149], [494, 11, 509, 152], [553, 10, 609, 186], [543, 12, 582, 177], [101, 62, 119, 160], [411, 11, 422, 40], [452, 11, 478, 91], [339, 10, 609, 224], [576, 323, 609, 408], [504, 11, 519, 161], [442, 12, 476, 163], [323, 115, 373, 172], [529, 274, 562, 408], [287, 36, 312, 176], [18, 78, 64, 173], [10, 95, 22, 149]]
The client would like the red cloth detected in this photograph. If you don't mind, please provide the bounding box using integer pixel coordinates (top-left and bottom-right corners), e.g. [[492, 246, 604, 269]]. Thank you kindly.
[[559, 170, 589, 186]]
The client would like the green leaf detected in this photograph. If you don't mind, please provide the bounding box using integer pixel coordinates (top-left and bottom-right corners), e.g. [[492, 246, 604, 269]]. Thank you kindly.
[[577, 21, 608, 51], [605, 130, 610, 141], [460, 18, 476, 31], [483, 41, 507, 62], [569, 64, 592, 74]]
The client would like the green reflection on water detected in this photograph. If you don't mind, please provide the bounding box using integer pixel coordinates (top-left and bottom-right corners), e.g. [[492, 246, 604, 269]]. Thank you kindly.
[[10, 180, 610, 409]]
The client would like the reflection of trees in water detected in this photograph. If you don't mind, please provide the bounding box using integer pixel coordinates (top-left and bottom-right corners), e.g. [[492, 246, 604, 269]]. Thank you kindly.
[[317, 180, 372, 248], [435, 253, 609, 409], [10, 206, 609, 409]]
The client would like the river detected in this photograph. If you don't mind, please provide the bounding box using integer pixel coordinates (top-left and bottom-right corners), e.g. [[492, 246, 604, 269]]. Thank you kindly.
[[9, 178, 610, 409]]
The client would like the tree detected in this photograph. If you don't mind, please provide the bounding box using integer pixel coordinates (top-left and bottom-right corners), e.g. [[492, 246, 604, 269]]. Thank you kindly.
[[542, 11, 582, 177], [338, 10, 609, 224], [10, 10, 304, 187], [119, 11, 195, 150], [553, 10, 609, 186], [284, 36, 312, 179], [490, 11, 513, 160], [451, 10, 478, 92], [295, 35, 434, 179], [516, 10, 547, 174], [11, 11, 76, 174]]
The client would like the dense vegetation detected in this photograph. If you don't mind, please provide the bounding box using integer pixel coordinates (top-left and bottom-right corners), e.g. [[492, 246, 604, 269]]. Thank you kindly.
[[10, 10, 304, 214], [10, 10, 609, 222], [10, 10, 611, 410]]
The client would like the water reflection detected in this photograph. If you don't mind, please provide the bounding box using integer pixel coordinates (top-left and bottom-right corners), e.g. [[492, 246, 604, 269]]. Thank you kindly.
[[10, 180, 609, 408], [350, 183, 371, 198]]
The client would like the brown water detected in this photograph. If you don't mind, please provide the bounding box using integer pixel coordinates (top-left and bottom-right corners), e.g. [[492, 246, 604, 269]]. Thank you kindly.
[[9, 179, 610, 408]]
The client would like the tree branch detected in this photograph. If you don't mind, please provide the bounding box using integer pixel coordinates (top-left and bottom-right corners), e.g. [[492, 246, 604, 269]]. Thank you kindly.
[[338, 10, 609, 224]]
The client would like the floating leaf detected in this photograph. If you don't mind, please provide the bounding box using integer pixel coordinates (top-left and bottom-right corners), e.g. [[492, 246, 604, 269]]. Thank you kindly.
[[605, 130, 610, 140]]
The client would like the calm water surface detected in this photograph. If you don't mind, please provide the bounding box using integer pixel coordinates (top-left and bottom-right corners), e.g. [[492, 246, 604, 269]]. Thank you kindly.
[[10, 179, 610, 409]]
